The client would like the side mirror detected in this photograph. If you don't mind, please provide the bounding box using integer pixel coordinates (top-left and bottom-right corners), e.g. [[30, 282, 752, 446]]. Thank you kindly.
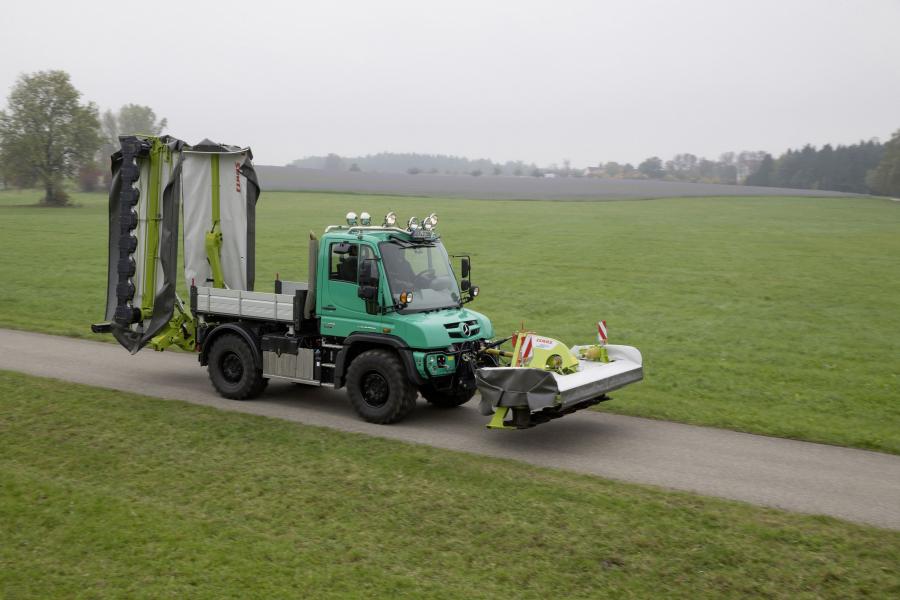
[[461, 257, 470, 279], [358, 285, 378, 300], [358, 257, 380, 313]]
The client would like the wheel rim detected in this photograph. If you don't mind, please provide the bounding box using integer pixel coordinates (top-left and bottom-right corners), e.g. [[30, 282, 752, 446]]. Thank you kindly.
[[221, 352, 244, 383], [361, 371, 389, 408]]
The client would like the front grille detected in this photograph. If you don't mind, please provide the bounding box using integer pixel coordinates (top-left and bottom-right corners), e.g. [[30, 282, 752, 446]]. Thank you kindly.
[[446, 320, 480, 339]]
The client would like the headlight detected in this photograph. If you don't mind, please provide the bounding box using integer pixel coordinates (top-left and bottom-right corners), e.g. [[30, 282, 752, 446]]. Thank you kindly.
[[407, 216, 419, 231], [427, 213, 438, 228], [359, 211, 371, 226], [346, 211, 357, 226], [384, 211, 397, 227]]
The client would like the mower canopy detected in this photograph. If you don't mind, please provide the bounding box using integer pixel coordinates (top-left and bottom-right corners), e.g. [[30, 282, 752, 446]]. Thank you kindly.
[[476, 343, 643, 428], [101, 136, 259, 354]]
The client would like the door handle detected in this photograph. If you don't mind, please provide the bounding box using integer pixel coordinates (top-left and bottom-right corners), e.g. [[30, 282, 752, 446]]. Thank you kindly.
[[323, 305, 336, 311]]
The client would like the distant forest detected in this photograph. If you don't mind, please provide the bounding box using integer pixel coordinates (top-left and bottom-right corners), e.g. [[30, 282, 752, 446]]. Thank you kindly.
[[289, 133, 899, 196], [744, 141, 883, 193], [289, 152, 538, 177]]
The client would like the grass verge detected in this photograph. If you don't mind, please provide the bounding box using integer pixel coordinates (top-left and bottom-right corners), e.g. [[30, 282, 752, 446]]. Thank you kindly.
[[1, 371, 898, 598], [0, 189, 898, 452]]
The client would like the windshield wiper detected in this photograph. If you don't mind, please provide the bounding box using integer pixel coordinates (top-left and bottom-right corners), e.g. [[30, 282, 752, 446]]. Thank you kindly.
[[420, 303, 462, 314]]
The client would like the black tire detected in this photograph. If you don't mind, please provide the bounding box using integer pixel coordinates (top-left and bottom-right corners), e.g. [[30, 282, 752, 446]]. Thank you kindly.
[[346, 349, 417, 424], [420, 385, 475, 408], [208, 333, 268, 400]]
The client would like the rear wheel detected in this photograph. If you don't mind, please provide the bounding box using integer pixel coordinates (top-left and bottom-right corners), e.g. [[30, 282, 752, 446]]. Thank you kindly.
[[420, 385, 475, 408], [208, 333, 267, 400], [346, 349, 417, 424]]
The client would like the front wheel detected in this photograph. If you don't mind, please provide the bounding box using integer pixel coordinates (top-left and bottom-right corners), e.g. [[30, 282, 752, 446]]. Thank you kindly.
[[346, 349, 417, 424], [208, 333, 267, 400], [420, 385, 475, 408]]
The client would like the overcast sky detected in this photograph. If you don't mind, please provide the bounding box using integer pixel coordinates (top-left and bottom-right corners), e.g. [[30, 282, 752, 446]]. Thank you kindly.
[[1, 0, 898, 167]]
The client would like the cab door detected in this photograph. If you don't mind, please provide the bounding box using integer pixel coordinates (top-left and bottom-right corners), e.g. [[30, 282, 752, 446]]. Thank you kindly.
[[318, 241, 381, 337]]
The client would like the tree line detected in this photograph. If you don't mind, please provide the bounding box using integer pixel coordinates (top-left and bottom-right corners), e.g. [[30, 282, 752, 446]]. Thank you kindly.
[[744, 140, 886, 194], [0, 70, 166, 205], [292, 141, 900, 197], [290, 152, 541, 178], [614, 142, 890, 195]]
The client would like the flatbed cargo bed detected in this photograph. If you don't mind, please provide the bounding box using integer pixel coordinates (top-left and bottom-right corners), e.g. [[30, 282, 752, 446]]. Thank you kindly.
[[194, 285, 306, 323]]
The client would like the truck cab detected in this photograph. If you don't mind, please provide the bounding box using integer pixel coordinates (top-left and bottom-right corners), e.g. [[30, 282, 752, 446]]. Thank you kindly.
[[195, 211, 494, 424]]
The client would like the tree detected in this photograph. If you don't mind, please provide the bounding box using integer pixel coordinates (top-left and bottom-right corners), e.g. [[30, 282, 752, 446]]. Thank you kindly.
[[100, 103, 167, 162], [603, 161, 622, 177], [323, 153, 343, 171], [348, 162, 361, 172], [637, 156, 665, 179], [866, 129, 900, 197], [744, 154, 775, 186], [736, 151, 767, 182], [0, 70, 100, 205], [666, 153, 699, 180], [77, 162, 104, 192]]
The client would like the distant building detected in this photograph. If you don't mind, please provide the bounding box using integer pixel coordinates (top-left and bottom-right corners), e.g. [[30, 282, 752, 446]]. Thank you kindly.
[[583, 167, 604, 177]]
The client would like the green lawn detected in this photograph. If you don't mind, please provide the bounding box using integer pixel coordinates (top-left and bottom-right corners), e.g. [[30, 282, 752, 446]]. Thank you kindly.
[[1, 371, 897, 599], [1, 189, 898, 452]]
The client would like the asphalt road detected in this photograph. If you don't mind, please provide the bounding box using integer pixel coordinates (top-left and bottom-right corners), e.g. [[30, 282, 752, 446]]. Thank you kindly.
[[2, 328, 898, 530]]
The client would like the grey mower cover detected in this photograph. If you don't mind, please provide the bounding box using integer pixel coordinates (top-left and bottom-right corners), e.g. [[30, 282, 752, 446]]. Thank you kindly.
[[476, 344, 644, 415], [104, 135, 185, 354], [182, 140, 260, 291]]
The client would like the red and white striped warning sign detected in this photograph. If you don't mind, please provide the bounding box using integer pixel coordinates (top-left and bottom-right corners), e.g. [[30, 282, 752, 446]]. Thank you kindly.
[[597, 320, 608, 344], [519, 334, 534, 365]]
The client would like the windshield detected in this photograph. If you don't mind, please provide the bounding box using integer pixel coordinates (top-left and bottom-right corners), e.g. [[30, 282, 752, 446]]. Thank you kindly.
[[379, 240, 461, 312]]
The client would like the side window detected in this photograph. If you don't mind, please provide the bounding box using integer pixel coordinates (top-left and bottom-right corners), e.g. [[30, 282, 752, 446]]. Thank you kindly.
[[329, 242, 359, 283], [358, 245, 375, 282]]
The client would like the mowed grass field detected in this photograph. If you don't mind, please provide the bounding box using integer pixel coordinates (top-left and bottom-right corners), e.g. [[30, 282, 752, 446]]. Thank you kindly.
[[2, 371, 898, 599], [1, 189, 898, 452]]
